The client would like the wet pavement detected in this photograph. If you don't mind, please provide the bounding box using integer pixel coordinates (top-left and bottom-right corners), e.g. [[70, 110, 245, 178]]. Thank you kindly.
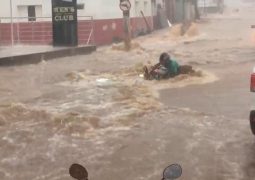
[[1, 2, 255, 180], [0, 45, 65, 58], [160, 62, 252, 119]]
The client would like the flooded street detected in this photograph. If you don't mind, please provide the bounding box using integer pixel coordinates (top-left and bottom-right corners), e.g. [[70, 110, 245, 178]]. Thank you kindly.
[[1, 2, 255, 180]]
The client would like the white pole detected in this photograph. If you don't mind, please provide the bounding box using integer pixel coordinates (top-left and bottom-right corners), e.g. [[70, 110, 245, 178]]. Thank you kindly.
[[10, 0, 14, 46]]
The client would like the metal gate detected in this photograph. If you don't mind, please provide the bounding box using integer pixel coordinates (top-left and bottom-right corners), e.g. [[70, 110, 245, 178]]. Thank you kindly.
[[0, 16, 94, 46]]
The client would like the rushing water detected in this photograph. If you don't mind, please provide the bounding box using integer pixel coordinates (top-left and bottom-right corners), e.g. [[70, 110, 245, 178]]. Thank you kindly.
[[1, 5, 255, 179]]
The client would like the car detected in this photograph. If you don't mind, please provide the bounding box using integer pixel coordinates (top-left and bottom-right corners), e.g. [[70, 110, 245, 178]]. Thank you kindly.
[[250, 69, 255, 135]]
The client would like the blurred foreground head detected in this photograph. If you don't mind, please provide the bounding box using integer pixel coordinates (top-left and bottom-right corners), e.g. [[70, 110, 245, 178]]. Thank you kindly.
[[69, 164, 88, 180]]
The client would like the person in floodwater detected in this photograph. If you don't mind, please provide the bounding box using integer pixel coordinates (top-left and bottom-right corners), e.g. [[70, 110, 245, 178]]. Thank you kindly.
[[144, 52, 180, 80]]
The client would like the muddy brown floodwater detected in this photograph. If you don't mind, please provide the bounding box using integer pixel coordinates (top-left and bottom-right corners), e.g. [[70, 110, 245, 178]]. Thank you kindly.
[[1, 2, 255, 180]]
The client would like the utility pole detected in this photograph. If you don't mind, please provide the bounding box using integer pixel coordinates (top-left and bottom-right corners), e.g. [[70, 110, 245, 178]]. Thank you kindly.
[[119, 0, 131, 51], [123, 12, 131, 50]]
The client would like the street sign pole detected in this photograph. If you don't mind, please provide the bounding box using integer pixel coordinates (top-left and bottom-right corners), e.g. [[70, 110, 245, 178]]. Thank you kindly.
[[123, 11, 131, 50], [120, 0, 131, 51]]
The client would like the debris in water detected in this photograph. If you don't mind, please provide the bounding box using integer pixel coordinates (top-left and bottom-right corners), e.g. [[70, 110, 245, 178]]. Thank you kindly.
[[96, 78, 113, 87], [111, 42, 144, 51], [170, 24, 182, 37], [151, 69, 218, 90], [66, 72, 86, 82], [117, 62, 146, 76], [169, 23, 199, 38], [186, 23, 199, 37], [190, 70, 203, 77], [96, 78, 110, 83]]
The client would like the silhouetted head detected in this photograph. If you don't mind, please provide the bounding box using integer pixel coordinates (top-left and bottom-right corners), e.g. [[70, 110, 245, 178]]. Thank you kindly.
[[159, 52, 170, 65], [69, 164, 88, 180]]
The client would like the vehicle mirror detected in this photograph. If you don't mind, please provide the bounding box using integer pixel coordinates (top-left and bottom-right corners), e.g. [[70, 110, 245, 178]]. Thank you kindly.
[[162, 164, 182, 180], [69, 164, 88, 180], [251, 73, 255, 92]]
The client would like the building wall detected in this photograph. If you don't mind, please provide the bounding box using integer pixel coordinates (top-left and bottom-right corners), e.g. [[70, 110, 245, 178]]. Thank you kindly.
[[174, 0, 196, 23], [198, 0, 218, 7], [0, 0, 154, 46], [0, 0, 153, 20], [175, 0, 184, 22], [0, 0, 51, 22], [224, 0, 240, 8], [184, 0, 196, 21], [198, 0, 224, 13], [165, 0, 176, 23]]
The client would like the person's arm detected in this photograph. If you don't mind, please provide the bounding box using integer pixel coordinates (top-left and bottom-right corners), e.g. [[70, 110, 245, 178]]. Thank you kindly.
[[149, 63, 161, 74]]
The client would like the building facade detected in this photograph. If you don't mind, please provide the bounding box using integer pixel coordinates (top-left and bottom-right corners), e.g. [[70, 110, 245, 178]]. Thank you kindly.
[[162, 0, 198, 24], [0, 0, 199, 46], [198, 0, 224, 14], [0, 0, 165, 45]]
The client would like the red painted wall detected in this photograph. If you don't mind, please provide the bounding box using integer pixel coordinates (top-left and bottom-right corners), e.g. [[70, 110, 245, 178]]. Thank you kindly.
[[0, 23, 12, 46], [94, 17, 153, 45], [0, 22, 52, 45], [0, 16, 153, 46]]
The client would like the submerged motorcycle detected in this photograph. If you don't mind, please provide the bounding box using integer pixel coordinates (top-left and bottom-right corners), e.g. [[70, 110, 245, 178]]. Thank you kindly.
[[69, 163, 182, 180]]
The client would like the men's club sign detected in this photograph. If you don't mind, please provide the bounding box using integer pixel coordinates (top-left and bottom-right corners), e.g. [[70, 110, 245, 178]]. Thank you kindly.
[[53, 6, 76, 21], [51, 0, 78, 46]]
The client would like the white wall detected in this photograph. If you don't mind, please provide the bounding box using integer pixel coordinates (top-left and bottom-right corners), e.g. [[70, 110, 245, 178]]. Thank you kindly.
[[79, 0, 153, 19], [151, 0, 164, 16], [224, 0, 242, 8], [77, 0, 123, 19], [12, 0, 47, 17], [0, 0, 12, 21], [198, 0, 218, 8], [0, 0, 51, 22], [0, 0, 153, 22], [132, 0, 152, 17]]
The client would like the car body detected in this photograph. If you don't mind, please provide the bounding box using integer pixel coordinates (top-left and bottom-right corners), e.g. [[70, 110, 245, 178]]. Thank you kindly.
[[250, 70, 255, 135]]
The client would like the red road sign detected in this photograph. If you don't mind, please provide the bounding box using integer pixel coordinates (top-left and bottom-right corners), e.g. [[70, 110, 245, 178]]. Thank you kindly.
[[119, 0, 131, 11]]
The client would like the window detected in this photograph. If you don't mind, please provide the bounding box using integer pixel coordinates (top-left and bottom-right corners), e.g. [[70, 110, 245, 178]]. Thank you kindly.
[[77, 3, 85, 10], [28, 6, 36, 21]]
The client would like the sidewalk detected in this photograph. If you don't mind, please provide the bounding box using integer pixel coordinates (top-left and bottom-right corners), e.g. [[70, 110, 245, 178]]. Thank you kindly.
[[0, 45, 96, 66]]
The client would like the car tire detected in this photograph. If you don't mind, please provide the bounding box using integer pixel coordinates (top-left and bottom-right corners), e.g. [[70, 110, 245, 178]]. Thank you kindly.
[[250, 110, 255, 135]]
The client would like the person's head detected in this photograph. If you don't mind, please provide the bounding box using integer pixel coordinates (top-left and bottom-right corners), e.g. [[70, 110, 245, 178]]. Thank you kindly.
[[159, 52, 170, 65]]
